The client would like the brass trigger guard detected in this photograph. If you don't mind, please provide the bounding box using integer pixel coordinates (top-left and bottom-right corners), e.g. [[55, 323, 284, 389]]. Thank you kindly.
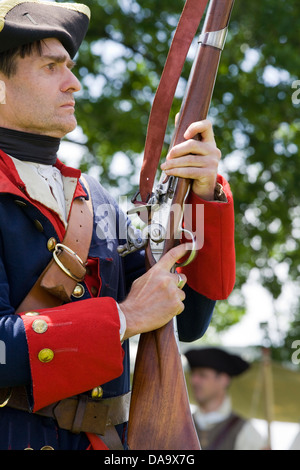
[[175, 228, 197, 268]]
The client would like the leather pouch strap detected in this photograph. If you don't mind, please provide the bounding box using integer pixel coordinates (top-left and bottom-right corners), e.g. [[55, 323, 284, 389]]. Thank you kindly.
[[41, 182, 93, 301], [53, 392, 131, 436], [99, 426, 125, 450], [3, 386, 131, 438], [16, 177, 94, 313], [70, 395, 89, 434]]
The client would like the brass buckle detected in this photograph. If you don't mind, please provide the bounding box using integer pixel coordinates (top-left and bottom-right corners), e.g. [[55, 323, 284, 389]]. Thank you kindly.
[[53, 243, 85, 282]]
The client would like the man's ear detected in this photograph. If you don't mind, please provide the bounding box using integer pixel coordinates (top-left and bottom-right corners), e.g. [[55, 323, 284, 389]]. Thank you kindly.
[[0, 80, 6, 104]]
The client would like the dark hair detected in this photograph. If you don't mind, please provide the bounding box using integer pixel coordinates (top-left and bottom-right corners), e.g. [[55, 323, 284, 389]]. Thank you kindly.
[[0, 41, 43, 78]]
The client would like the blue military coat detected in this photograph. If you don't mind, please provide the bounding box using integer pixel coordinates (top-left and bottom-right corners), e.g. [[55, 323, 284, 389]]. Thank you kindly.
[[0, 151, 215, 450]]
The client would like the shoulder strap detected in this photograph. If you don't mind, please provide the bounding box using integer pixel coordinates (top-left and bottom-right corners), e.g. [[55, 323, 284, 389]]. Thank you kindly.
[[137, 0, 209, 203], [206, 414, 245, 450], [16, 176, 94, 313]]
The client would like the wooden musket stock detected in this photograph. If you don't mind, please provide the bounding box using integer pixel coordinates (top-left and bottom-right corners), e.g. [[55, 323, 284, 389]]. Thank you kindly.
[[128, 0, 235, 450]]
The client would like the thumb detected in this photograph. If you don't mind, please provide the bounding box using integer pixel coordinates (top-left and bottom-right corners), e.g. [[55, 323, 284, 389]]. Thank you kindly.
[[157, 243, 189, 272]]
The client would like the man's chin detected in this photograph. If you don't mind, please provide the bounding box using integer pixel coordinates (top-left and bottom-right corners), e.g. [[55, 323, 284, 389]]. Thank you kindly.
[[50, 118, 77, 139]]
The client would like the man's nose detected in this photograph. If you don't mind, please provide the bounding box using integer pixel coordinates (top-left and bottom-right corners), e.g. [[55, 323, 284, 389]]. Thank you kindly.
[[61, 68, 81, 93]]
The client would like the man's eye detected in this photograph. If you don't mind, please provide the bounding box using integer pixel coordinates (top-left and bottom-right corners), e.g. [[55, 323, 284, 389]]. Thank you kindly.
[[47, 63, 56, 71]]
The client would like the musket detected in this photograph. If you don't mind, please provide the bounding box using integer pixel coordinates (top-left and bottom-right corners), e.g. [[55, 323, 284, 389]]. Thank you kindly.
[[118, 0, 235, 450]]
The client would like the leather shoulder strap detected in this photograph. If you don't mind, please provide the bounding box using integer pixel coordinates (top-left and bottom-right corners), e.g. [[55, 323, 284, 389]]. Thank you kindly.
[[137, 0, 209, 203], [16, 176, 94, 313], [206, 414, 245, 450]]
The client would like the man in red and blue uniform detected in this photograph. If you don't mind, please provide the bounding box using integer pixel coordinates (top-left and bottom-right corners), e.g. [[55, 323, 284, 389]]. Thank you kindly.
[[0, 0, 235, 450]]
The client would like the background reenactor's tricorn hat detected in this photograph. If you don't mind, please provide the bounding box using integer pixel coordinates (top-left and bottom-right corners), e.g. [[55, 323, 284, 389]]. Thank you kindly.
[[185, 347, 250, 377], [0, 0, 90, 58]]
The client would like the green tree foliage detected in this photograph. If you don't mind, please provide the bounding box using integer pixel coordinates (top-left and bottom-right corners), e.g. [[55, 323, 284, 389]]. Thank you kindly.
[[59, 0, 300, 336]]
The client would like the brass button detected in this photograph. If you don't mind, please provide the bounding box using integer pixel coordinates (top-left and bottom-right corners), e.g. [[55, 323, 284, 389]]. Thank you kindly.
[[34, 220, 44, 232], [24, 447, 34, 450], [32, 319, 48, 334], [47, 237, 57, 252], [40, 446, 54, 450], [91, 386, 103, 399], [38, 349, 54, 363], [72, 283, 85, 298], [25, 311, 40, 317]]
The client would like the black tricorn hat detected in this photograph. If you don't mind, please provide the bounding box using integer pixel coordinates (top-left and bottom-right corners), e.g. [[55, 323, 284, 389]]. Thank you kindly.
[[185, 347, 250, 377], [0, 0, 90, 58]]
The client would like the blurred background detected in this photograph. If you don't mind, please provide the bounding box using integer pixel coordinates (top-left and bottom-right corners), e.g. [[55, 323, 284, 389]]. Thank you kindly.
[[55, 0, 300, 449]]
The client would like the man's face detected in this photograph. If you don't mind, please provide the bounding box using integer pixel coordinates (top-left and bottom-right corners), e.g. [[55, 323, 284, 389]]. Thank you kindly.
[[189, 367, 230, 407], [0, 38, 81, 138]]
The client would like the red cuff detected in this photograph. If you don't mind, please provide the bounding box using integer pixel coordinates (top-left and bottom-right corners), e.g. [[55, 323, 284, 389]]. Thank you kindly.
[[20, 297, 124, 411], [179, 175, 236, 300]]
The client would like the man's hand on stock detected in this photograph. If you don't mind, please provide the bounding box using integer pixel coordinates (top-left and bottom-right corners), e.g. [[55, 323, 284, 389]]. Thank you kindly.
[[120, 243, 188, 340]]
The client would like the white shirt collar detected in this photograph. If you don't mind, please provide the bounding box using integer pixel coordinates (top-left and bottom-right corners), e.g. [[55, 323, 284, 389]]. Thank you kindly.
[[193, 395, 233, 430], [10, 157, 78, 227]]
